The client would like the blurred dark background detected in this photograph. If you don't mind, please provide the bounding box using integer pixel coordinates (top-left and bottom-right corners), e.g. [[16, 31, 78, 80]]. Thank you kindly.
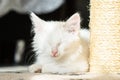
[[0, 0, 89, 66]]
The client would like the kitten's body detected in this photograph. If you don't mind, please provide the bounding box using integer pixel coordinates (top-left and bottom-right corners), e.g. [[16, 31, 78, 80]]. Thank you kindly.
[[29, 12, 90, 74]]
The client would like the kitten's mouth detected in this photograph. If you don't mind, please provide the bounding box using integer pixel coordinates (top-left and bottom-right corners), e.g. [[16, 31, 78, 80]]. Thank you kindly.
[[51, 52, 59, 57]]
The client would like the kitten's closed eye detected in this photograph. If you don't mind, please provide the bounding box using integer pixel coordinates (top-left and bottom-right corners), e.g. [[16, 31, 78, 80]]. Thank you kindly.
[[68, 29, 75, 33]]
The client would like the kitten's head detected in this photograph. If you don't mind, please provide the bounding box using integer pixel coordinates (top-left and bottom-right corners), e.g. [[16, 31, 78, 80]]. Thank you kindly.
[[30, 12, 81, 59]]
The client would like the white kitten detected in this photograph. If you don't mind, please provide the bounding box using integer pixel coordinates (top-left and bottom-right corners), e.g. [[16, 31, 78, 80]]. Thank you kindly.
[[29, 12, 90, 74]]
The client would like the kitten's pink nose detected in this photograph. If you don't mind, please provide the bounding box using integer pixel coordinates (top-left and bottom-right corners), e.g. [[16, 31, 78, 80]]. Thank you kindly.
[[52, 49, 58, 57]]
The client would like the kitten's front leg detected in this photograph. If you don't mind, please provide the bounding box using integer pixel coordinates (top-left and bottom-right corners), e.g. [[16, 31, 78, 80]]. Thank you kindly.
[[28, 64, 42, 73], [42, 64, 58, 74], [42, 64, 72, 74]]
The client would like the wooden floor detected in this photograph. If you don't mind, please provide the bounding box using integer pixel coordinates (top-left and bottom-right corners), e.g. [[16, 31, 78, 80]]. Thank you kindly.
[[0, 66, 120, 80]]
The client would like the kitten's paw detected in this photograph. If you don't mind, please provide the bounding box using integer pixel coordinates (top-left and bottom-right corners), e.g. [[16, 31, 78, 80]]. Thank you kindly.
[[28, 64, 42, 73]]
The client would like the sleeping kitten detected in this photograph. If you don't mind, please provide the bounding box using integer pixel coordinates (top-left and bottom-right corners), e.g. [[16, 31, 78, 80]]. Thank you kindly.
[[29, 12, 90, 74]]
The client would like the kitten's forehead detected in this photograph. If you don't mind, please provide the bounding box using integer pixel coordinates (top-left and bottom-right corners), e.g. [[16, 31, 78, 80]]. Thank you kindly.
[[49, 21, 65, 28], [45, 21, 65, 32]]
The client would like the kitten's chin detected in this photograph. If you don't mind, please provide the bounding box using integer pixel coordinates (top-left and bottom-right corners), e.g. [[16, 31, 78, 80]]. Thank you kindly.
[[50, 53, 63, 60], [53, 54, 65, 61]]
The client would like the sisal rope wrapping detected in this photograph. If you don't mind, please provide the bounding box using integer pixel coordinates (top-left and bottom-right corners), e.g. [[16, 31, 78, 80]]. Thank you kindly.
[[90, 0, 120, 73]]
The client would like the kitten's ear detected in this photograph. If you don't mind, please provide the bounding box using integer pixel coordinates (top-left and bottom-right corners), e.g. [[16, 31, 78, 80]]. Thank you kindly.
[[65, 13, 81, 33], [30, 12, 45, 32]]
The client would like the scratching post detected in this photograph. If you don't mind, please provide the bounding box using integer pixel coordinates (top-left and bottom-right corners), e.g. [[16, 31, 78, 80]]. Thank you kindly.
[[90, 0, 120, 73]]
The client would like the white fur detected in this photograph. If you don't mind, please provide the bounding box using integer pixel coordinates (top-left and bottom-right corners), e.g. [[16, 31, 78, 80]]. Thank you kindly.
[[29, 12, 90, 74], [80, 29, 90, 42]]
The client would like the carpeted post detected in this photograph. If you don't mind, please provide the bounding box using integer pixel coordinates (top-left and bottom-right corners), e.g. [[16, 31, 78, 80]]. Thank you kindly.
[[90, 0, 120, 73]]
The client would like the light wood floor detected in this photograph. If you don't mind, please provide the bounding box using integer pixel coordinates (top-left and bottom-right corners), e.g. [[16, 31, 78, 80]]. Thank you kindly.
[[0, 66, 120, 80]]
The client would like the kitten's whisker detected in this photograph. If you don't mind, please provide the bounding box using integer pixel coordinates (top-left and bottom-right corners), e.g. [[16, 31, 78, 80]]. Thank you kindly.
[[26, 52, 36, 65], [24, 49, 35, 65]]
